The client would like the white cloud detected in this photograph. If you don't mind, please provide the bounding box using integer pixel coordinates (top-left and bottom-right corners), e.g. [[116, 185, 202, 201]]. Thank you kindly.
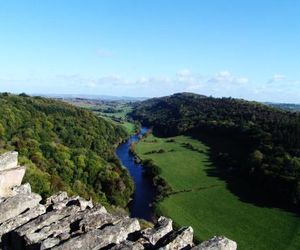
[[177, 69, 192, 77], [136, 76, 150, 84], [208, 71, 249, 85], [268, 74, 285, 83], [4, 70, 300, 102]]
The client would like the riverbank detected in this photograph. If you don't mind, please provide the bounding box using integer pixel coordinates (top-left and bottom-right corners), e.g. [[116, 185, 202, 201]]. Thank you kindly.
[[115, 127, 156, 221], [134, 132, 300, 249]]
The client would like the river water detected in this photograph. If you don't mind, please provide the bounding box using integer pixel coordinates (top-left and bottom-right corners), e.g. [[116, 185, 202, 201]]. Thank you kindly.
[[116, 127, 156, 221]]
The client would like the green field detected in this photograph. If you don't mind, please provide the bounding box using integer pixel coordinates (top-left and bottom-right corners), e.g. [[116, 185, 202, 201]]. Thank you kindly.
[[135, 134, 300, 250], [99, 116, 135, 135], [68, 99, 136, 135], [97, 105, 133, 119], [120, 121, 135, 134]]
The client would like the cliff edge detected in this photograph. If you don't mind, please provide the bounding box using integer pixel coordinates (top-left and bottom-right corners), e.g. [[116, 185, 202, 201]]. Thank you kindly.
[[0, 152, 237, 250]]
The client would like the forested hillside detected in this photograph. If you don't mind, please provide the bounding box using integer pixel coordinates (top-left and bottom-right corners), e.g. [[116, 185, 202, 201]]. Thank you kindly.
[[0, 93, 133, 207], [130, 93, 300, 207]]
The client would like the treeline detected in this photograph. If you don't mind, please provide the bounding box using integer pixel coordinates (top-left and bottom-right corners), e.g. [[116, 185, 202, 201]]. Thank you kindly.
[[130, 92, 300, 207], [0, 93, 134, 207]]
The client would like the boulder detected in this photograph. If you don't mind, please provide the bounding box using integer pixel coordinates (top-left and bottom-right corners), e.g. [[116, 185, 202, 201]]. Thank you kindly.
[[12, 205, 80, 249], [110, 240, 145, 250], [192, 236, 237, 250], [75, 196, 93, 210], [23, 208, 85, 246], [0, 204, 46, 238], [0, 166, 26, 197], [142, 216, 173, 245], [45, 191, 68, 208], [23, 205, 108, 248], [40, 237, 61, 250], [79, 205, 118, 232], [14, 205, 80, 239], [12, 183, 31, 195], [0, 193, 41, 224], [0, 152, 18, 171], [158, 226, 194, 250], [52, 196, 93, 211], [47, 195, 93, 211], [52, 218, 141, 250]]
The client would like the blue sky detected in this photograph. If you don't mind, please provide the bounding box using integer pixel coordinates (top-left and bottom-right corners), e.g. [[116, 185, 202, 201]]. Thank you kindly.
[[0, 0, 299, 102]]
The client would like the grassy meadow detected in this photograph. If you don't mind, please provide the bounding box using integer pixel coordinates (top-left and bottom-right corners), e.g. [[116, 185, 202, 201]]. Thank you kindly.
[[135, 134, 300, 250], [69, 99, 136, 135]]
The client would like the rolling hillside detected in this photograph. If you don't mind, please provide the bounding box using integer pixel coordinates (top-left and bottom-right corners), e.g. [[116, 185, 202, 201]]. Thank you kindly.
[[0, 93, 133, 207], [130, 92, 300, 207]]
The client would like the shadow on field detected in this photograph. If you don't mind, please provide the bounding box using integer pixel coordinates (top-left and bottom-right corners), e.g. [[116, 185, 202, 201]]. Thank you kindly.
[[187, 132, 300, 217]]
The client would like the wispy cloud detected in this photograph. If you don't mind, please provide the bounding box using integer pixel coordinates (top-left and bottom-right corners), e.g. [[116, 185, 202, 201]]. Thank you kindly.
[[208, 71, 249, 85], [177, 69, 192, 77], [67, 70, 249, 95], [268, 74, 285, 83], [3, 70, 300, 102]]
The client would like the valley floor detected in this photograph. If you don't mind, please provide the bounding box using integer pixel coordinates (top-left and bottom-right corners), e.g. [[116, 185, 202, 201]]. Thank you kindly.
[[135, 134, 300, 250]]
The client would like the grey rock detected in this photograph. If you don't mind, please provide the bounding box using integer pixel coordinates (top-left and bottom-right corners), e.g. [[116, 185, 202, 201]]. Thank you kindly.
[[24, 205, 106, 247], [0, 192, 41, 224], [45, 191, 68, 207], [52, 218, 141, 250], [15, 205, 80, 238], [0, 151, 18, 171], [57, 232, 71, 241], [0, 204, 45, 237], [40, 232, 72, 249], [12, 183, 31, 195], [192, 236, 237, 250], [12, 206, 80, 249], [158, 226, 194, 250], [142, 216, 173, 245], [0, 166, 26, 197], [110, 240, 145, 250], [79, 205, 119, 232], [53, 196, 93, 211], [40, 237, 61, 250], [75, 196, 93, 210], [24, 209, 84, 245]]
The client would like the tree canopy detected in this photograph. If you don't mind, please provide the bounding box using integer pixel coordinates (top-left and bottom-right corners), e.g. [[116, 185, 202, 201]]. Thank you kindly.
[[130, 92, 300, 207], [0, 93, 133, 207]]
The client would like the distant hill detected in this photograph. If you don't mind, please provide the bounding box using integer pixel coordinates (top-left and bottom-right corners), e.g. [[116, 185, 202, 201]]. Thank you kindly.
[[0, 93, 133, 207], [266, 102, 300, 112], [130, 92, 300, 207], [35, 93, 148, 102]]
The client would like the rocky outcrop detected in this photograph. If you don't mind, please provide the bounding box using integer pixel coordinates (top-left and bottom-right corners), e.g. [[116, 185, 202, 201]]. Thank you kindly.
[[0, 152, 237, 250], [0, 186, 195, 250], [0, 152, 18, 171], [142, 216, 173, 245], [0, 152, 26, 197], [0, 191, 42, 224], [192, 236, 237, 250]]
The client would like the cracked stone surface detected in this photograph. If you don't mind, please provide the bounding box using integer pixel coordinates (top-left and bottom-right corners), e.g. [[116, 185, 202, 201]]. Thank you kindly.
[[192, 236, 237, 250], [0, 185, 237, 250]]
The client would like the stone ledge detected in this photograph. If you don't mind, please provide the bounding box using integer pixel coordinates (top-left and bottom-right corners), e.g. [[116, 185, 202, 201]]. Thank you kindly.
[[0, 184, 237, 250], [0, 151, 237, 250], [0, 152, 18, 172], [0, 166, 26, 198]]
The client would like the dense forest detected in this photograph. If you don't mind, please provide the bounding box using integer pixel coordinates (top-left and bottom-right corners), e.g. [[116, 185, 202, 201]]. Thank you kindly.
[[0, 93, 134, 207], [130, 93, 300, 208]]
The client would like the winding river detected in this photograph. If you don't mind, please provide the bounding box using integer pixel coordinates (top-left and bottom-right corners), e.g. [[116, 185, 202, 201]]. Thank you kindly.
[[116, 127, 156, 221]]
